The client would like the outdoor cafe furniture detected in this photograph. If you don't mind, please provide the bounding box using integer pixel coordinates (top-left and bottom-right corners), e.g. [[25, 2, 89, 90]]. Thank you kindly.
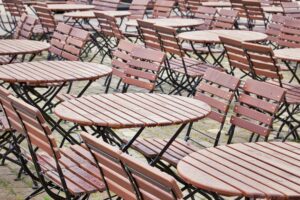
[[54, 93, 211, 166], [177, 30, 268, 68], [177, 142, 300, 200], [0, 40, 50, 64], [201, 1, 232, 7], [0, 60, 112, 144]]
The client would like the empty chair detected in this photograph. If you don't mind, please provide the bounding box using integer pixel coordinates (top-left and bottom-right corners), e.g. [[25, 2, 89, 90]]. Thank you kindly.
[[277, 18, 300, 48], [9, 96, 106, 200], [128, 0, 149, 20], [227, 79, 286, 143], [2, 0, 27, 18], [80, 132, 183, 200], [243, 0, 268, 31], [48, 23, 90, 61], [92, 0, 121, 11], [282, 2, 300, 19], [193, 6, 217, 30], [122, 45, 166, 92], [137, 19, 161, 50], [33, 6, 57, 39], [152, 0, 175, 18], [220, 36, 253, 77], [265, 14, 291, 47], [129, 69, 240, 169], [212, 9, 239, 30]]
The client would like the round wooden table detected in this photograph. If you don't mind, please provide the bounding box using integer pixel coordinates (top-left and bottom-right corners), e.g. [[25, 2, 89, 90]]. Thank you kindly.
[[177, 142, 300, 199], [274, 48, 300, 83], [55, 93, 211, 163], [0, 40, 50, 56], [201, 1, 231, 7], [47, 4, 95, 12], [126, 18, 204, 29], [178, 30, 268, 43], [64, 10, 131, 19], [0, 61, 112, 144]]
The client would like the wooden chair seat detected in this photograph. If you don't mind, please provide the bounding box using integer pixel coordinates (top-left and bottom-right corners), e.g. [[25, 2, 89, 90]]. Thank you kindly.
[[181, 43, 223, 54], [169, 57, 220, 77], [30, 144, 106, 195], [128, 138, 198, 167]]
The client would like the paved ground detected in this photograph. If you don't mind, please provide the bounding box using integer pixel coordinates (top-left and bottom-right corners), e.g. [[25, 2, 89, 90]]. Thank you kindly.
[[0, 3, 299, 200]]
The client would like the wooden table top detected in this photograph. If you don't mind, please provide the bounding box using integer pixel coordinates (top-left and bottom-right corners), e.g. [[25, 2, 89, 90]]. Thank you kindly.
[[0, 40, 50, 56], [201, 1, 231, 7], [54, 93, 211, 128], [64, 10, 131, 19], [263, 6, 284, 13], [274, 48, 300, 62], [178, 30, 267, 43], [0, 61, 111, 84], [47, 4, 95, 12], [126, 18, 204, 28], [177, 142, 300, 199]]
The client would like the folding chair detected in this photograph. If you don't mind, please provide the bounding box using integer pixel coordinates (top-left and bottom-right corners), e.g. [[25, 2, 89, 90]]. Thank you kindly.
[[243, 0, 268, 31], [227, 78, 286, 143], [281, 2, 300, 19], [193, 6, 217, 30], [92, 0, 121, 11], [80, 132, 184, 200], [212, 9, 239, 30], [10, 96, 106, 200], [151, 0, 175, 18]]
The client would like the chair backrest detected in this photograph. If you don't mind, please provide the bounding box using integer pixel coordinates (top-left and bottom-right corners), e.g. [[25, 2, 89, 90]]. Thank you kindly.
[[137, 20, 161, 50], [212, 9, 238, 30], [0, 87, 23, 133], [111, 40, 139, 79], [220, 36, 252, 75], [243, 0, 267, 30], [195, 68, 240, 125], [33, 6, 57, 33], [80, 132, 138, 200], [129, 0, 149, 20], [229, 78, 285, 140], [50, 23, 89, 61], [265, 14, 291, 44], [92, 0, 121, 11], [282, 2, 300, 19], [14, 14, 37, 39], [155, 25, 185, 57], [3, 0, 27, 18], [242, 42, 283, 83], [152, 0, 175, 18], [230, 0, 247, 18], [187, 0, 201, 12], [123, 47, 166, 92], [9, 96, 60, 159], [194, 6, 217, 30], [120, 153, 183, 200], [95, 12, 124, 41], [61, 26, 90, 61], [276, 18, 300, 48]]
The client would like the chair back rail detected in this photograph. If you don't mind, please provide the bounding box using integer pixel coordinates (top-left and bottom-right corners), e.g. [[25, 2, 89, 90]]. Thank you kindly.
[[129, 0, 149, 20], [243, 0, 267, 30], [265, 14, 291, 44], [229, 79, 285, 141], [195, 68, 240, 124], [230, 0, 247, 18], [277, 18, 300, 48], [33, 6, 57, 33], [14, 14, 37, 39], [2, 0, 27, 18], [80, 132, 137, 200], [92, 0, 121, 11], [194, 6, 217, 30], [152, 0, 175, 18], [137, 20, 161, 50], [212, 9, 238, 30], [123, 46, 166, 91]]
